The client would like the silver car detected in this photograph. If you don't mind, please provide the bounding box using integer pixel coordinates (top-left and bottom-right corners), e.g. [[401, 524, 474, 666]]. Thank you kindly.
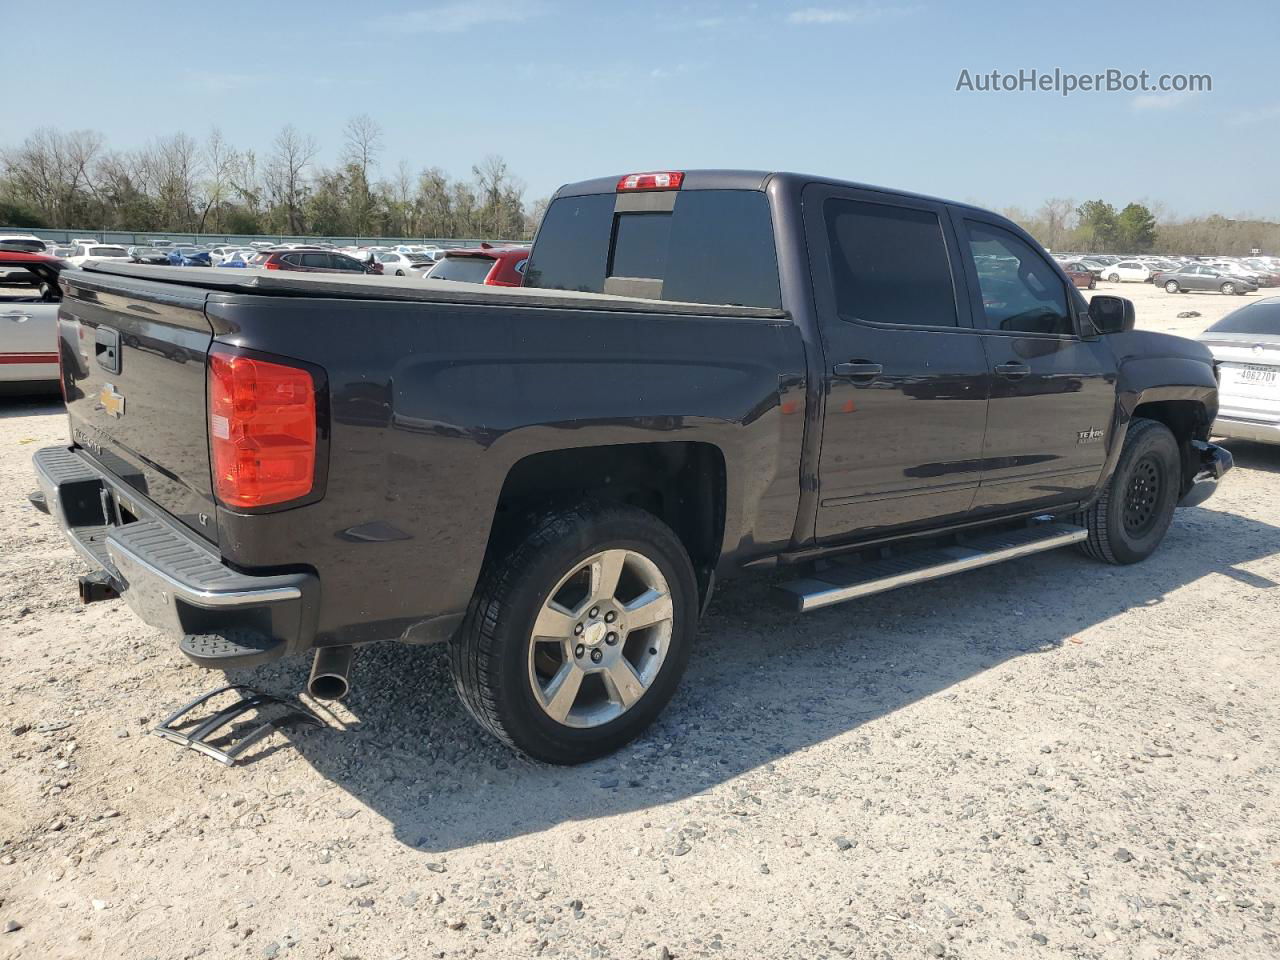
[[1198, 296, 1280, 443]]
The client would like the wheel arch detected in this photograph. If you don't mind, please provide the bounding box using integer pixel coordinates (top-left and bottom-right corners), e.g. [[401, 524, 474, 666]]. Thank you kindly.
[[1110, 357, 1219, 496], [487, 441, 728, 606]]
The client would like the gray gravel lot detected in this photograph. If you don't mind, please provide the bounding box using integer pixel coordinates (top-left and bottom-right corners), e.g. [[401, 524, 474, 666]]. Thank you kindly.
[[1, 283, 1278, 959]]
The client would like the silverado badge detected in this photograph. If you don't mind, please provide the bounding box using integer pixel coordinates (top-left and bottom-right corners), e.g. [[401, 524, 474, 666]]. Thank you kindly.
[[99, 383, 126, 419], [1076, 426, 1105, 444]]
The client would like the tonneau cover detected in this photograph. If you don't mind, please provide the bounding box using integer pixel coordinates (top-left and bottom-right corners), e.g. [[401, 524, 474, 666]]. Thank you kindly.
[[73, 260, 788, 320]]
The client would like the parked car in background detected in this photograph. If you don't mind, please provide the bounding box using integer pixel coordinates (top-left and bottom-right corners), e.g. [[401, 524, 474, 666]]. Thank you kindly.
[[214, 249, 258, 268], [376, 251, 437, 276], [423, 245, 530, 286], [0, 235, 49, 282], [1197, 297, 1280, 443], [252, 250, 377, 274], [66, 244, 131, 267], [167, 246, 212, 267], [0, 252, 63, 393], [1060, 262, 1096, 289], [1101, 260, 1154, 283], [70, 237, 98, 247], [0, 234, 47, 253], [1154, 264, 1257, 295], [129, 247, 172, 265]]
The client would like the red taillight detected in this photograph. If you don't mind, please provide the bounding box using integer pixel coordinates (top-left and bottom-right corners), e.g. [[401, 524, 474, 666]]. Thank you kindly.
[[263, 260, 281, 270], [208, 348, 317, 508], [616, 171, 684, 192]]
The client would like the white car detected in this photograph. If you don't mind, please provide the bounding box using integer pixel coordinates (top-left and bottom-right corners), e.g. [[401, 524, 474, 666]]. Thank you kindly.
[[0, 235, 49, 281], [1198, 296, 1280, 443], [1100, 260, 1154, 283], [70, 237, 99, 247], [65, 244, 131, 267], [376, 251, 437, 276], [0, 252, 61, 393]]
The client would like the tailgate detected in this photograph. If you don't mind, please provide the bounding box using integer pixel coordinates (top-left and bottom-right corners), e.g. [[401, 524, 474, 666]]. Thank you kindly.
[[59, 269, 218, 544]]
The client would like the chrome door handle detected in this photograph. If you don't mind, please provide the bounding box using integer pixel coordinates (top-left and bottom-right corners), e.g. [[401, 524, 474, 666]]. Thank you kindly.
[[2, 312, 32, 322], [833, 361, 883, 381], [994, 362, 1030, 379]]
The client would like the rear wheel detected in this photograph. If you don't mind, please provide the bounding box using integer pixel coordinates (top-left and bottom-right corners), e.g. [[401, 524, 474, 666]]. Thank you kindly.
[[1075, 418, 1180, 565], [1164, 280, 1180, 293], [450, 502, 698, 764], [1088, 278, 1096, 290]]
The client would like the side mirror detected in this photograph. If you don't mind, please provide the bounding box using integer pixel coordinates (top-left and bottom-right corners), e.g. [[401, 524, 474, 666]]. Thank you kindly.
[[1088, 295, 1135, 335]]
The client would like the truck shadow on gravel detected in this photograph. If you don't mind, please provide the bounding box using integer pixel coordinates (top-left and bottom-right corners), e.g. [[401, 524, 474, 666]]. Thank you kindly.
[[235, 491, 1280, 854]]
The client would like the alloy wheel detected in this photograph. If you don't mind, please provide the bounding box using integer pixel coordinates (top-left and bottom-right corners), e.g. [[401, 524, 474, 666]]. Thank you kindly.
[[527, 549, 674, 728]]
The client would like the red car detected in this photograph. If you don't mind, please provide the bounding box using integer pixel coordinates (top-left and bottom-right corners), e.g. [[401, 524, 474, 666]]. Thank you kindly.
[[424, 244, 530, 287], [1060, 261, 1098, 290], [253, 250, 379, 275]]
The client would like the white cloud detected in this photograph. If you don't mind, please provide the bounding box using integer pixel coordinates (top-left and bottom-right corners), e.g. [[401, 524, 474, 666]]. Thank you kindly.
[[1227, 102, 1280, 126], [1130, 91, 1196, 111], [786, 4, 918, 24], [378, 0, 546, 34]]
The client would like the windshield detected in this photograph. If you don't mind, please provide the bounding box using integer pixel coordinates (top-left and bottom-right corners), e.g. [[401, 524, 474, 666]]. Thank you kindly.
[[90, 247, 128, 257], [428, 256, 495, 284]]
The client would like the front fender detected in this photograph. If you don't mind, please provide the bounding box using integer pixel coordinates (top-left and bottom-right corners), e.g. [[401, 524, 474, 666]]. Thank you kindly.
[[1093, 342, 1219, 499]]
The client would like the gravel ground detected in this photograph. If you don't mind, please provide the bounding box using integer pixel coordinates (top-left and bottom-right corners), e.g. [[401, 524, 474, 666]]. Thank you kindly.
[[1, 282, 1278, 959]]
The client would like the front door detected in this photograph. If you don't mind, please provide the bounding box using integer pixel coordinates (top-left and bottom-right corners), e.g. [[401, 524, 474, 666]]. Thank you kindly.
[[804, 185, 991, 542], [954, 214, 1118, 513]]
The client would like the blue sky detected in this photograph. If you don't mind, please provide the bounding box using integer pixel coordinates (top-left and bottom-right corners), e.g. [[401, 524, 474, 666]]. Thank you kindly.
[[10, 0, 1279, 217]]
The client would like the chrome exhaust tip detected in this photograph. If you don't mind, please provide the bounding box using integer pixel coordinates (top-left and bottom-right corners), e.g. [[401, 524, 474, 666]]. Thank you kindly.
[[307, 646, 353, 701]]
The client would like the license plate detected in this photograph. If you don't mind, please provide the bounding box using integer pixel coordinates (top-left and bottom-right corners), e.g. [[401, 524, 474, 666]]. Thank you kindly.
[[1238, 363, 1278, 384]]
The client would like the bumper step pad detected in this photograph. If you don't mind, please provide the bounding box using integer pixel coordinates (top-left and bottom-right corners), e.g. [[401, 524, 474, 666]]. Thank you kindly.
[[152, 685, 323, 766], [179, 630, 289, 669]]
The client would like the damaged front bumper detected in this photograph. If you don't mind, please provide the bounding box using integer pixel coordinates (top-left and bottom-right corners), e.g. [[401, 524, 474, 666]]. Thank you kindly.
[[1178, 440, 1233, 508]]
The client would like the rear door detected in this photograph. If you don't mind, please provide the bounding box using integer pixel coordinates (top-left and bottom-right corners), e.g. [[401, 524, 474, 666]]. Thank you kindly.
[[59, 270, 218, 541], [954, 213, 1117, 514], [804, 185, 990, 541]]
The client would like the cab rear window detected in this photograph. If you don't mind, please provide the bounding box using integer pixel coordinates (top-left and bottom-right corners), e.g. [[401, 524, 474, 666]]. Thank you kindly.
[[526, 189, 781, 309]]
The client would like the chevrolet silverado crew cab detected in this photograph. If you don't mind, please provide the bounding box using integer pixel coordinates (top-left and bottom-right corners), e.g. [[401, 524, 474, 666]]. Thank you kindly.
[[30, 170, 1231, 764]]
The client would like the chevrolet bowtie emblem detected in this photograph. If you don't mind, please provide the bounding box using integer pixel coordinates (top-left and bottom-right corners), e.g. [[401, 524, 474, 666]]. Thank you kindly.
[[99, 383, 126, 418]]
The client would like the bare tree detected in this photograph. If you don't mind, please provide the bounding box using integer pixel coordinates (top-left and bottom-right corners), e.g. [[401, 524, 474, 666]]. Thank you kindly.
[[265, 125, 317, 234], [199, 128, 236, 233], [1037, 197, 1075, 251], [343, 115, 383, 234]]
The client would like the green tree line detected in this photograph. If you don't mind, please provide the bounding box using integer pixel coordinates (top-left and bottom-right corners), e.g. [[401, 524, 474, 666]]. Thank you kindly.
[[0, 119, 546, 240], [997, 197, 1279, 256]]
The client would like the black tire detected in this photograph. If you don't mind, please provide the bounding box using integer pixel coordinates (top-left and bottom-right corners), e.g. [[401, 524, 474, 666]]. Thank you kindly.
[[1164, 280, 1180, 293], [450, 502, 699, 764], [1088, 278, 1096, 290], [395, 269, 405, 276], [1075, 418, 1180, 565], [1220, 282, 1235, 295], [1107, 273, 1121, 283]]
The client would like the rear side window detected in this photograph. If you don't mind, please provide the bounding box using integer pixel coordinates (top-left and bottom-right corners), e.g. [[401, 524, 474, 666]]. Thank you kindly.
[[526, 189, 781, 309], [966, 221, 1072, 335], [824, 198, 959, 327], [301, 253, 329, 268], [429, 256, 495, 284]]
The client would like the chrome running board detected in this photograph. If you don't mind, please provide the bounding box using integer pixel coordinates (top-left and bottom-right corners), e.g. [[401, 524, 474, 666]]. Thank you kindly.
[[776, 522, 1087, 613]]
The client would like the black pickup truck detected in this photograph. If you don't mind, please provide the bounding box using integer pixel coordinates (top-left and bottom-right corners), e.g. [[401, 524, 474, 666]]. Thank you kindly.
[[30, 170, 1231, 763]]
